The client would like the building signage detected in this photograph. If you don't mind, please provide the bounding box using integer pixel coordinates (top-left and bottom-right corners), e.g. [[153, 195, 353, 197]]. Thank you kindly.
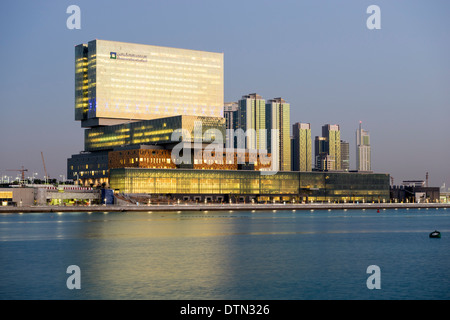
[[110, 51, 147, 62]]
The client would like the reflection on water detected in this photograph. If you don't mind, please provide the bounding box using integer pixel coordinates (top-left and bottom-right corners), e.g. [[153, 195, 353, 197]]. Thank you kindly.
[[0, 209, 449, 299]]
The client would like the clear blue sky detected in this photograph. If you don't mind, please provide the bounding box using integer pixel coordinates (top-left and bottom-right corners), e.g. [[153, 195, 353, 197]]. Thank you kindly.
[[0, 0, 449, 187]]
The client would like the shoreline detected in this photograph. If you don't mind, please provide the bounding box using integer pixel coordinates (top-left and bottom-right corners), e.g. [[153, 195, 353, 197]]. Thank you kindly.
[[1, 202, 449, 213]]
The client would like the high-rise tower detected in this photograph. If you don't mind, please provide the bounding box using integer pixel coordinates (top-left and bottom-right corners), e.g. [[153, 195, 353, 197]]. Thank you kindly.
[[75, 39, 224, 128], [316, 124, 341, 171], [237, 93, 266, 151], [356, 121, 371, 171], [292, 123, 312, 171], [340, 140, 349, 171], [266, 98, 291, 171]]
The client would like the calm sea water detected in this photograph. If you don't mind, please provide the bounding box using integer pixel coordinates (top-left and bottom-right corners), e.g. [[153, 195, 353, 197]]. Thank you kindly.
[[1, 208, 449, 300]]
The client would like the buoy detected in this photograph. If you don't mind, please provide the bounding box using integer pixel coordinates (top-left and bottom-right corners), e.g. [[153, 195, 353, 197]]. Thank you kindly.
[[377, 209, 380, 213], [429, 230, 441, 238]]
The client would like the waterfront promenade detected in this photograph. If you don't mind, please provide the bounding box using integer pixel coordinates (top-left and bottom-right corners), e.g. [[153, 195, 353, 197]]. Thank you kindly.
[[1, 202, 449, 213]]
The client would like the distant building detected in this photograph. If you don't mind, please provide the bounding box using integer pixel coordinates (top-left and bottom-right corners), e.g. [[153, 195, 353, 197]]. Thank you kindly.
[[356, 121, 371, 171], [315, 136, 328, 170], [237, 93, 267, 151], [390, 184, 440, 203], [223, 102, 238, 148], [314, 124, 340, 171], [402, 180, 425, 187], [266, 98, 291, 171], [291, 122, 312, 171], [322, 124, 341, 170], [340, 140, 349, 171]]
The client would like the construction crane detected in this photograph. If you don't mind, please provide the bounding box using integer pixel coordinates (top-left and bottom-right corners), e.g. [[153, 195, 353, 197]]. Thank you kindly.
[[6, 166, 28, 183], [41, 152, 48, 184]]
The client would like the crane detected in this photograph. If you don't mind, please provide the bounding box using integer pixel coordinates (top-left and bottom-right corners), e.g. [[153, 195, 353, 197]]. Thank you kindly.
[[41, 152, 48, 184], [6, 166, 28, 184]]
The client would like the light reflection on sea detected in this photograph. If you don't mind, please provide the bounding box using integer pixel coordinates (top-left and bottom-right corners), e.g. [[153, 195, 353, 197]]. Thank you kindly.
[[0, 209, 449, 299]]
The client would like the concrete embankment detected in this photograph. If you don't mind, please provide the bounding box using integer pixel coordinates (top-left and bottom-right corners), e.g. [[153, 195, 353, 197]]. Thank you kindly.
[[0, 202, 449, 213]]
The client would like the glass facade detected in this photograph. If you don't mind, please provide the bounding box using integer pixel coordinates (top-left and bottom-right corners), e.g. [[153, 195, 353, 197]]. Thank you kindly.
[[356, 122, 371, 171], [75, 44, 89, 121], [110, 168, 390, 202], [67, 151, 109, 186], [237, 94, 266, 151], [266, 98, 291, 172], [75, 39, 224, 123], [84, 115, 226, 152], [292, 123, 312, 172], [322, 124, 341, 171]]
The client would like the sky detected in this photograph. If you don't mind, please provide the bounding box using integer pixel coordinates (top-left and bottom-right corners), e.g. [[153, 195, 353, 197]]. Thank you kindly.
[[0, 0, 449, 188]]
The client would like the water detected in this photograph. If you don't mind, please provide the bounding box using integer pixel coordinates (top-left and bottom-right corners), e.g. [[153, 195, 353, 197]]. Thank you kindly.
[[1, 208, 449, 300]]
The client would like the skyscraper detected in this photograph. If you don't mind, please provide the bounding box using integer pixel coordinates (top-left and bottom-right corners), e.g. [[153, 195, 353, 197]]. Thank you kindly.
[[292, 122, 312, 171], [266, 98, 291, 171], [314, 136, 333, 171], [340, 140, 349, 171], [356, 121, 371, 171], [75, 39, 224, 128], [315, 124, 341, 171], [223, 102, 238, 148], [237, 93, 266, 151]]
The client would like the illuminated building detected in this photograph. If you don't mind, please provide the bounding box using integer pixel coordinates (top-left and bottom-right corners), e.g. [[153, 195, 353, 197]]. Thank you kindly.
[[75, 39, 224, 127], [68, 40, 390, 202], [266, 98, 291, 172], [340, 140, 349, 171], [291, 122, 312, 172], [109, 168, 390, 203], [237, 93, 266, 151], [322, 124, 341, 170], [83, 115, 226, 152], [223, 102, 238, 148], [356, 121, 371, 171], [314, 125, 341, 171]]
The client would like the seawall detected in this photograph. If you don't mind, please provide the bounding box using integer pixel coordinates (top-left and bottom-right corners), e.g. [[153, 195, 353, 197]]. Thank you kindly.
[[1, 202, 449, 213]]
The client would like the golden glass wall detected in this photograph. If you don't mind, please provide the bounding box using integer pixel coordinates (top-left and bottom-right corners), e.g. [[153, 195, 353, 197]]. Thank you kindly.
[[76, 39, 224, 122], [75, 44, 89, 120], [266, 99, 291, 172], [109, 168, 390, 202], [85, 115, 226, 152]]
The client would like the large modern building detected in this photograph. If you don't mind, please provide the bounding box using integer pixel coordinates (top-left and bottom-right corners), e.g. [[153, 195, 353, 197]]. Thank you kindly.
[[266, 98, 291, 172], [69, 40, 227, 186], [291, 122, 312, 172], [223, 102, 238, 148], [314, 124, 341, 171], [110, 168, 390, 203], [340, 140, 350, 171], [356, 121, 371, 171], [322, 124, 341, 170], [236, 93, 267, 151], [67, 39, 390, 203], [83, 115, 226, 152], [75, 39, 224, 127]]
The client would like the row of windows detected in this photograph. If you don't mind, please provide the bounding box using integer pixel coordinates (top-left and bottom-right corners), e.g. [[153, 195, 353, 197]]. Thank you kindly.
[[110, 169, 390, 198]]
